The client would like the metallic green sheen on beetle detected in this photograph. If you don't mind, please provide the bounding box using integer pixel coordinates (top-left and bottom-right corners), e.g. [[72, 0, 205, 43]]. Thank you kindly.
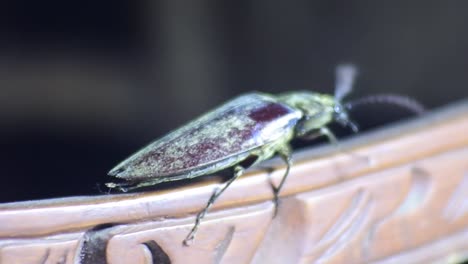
[[107, 65, 359, 245]]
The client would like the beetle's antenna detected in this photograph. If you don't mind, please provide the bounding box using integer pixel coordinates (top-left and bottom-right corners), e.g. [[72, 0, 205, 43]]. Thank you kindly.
[[335, 64, 358, 101], [346, 120, 359, 133], [345, 94, 426, 115]]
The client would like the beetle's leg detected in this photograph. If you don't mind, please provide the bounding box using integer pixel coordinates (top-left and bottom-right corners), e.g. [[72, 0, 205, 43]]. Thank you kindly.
[[299, 126, 340, 147], [183, 165, 245, 246], [319, 127, 370, 175], [296, 123, 333, 142], [272, 144, 292, 217], [319, 127, 339, 146], [319, 127, 368, 161]]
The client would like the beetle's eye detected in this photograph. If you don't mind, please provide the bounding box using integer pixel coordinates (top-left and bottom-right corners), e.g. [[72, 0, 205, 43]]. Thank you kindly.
[[334, 105, 342, 114]]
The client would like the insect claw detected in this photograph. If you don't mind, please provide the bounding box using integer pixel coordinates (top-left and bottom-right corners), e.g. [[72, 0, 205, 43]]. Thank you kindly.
[[183, 234, 194, 247], [272, 193, 280, 217]]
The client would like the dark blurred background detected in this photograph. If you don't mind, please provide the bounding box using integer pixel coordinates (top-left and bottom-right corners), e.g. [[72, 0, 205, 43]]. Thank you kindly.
[[0, 1, 467, 202]]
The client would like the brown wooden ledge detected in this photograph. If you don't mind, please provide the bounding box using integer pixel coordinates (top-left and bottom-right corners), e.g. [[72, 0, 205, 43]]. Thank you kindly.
[[1, 100, 468, 264]]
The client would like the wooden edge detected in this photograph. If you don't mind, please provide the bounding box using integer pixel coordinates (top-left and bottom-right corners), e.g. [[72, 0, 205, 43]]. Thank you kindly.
[[0, 99, 467, 263]]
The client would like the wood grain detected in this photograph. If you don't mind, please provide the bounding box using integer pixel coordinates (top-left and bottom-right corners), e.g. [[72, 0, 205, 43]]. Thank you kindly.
[[0, 100, 467, 264]]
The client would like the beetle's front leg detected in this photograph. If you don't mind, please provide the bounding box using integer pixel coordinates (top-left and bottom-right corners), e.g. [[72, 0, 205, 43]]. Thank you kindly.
[[298, 126, 339, 146], [183, 165, 245, 246], [319, 127, 338, 146], [320, 127, 368, 161]]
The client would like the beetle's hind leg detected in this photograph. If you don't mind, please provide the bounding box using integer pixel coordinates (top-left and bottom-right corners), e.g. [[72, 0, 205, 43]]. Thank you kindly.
[[271, 144, 292, 217], [183, 165, 245, 246]]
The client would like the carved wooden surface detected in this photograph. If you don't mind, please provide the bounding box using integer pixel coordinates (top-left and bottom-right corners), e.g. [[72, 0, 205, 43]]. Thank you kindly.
[[0, 100, 468, 264]]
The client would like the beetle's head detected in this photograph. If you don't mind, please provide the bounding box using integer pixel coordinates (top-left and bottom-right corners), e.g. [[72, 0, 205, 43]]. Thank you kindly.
[[333, 100, 358, 133], [277, 91, 357, 137], [278, 64, 359, 136]]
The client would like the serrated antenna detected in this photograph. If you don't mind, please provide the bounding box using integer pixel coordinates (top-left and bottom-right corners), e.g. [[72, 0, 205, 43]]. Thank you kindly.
[[335, 64, 358, 101], [345, 94, 426, 115]]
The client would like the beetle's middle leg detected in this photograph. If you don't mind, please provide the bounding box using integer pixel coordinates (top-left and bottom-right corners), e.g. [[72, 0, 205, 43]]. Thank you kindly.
[[183, 165, 245, 246]]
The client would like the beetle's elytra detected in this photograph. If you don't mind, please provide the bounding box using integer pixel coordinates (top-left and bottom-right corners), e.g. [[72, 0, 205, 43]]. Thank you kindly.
[[107, 65, 422, 246]]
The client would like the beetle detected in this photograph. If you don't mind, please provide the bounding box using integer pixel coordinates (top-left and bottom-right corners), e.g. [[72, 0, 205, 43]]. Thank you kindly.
[[106, 65, 423, 246]]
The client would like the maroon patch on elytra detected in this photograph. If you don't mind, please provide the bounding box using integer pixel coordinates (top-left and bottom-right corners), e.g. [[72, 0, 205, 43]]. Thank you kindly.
[[184, 143, 216, 168], [227, 124, 256, 141], [248, 103, 291, 123]]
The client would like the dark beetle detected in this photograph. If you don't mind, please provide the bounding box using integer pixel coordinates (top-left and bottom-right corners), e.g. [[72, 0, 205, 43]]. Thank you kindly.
[[106, 65, 423, 245]]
